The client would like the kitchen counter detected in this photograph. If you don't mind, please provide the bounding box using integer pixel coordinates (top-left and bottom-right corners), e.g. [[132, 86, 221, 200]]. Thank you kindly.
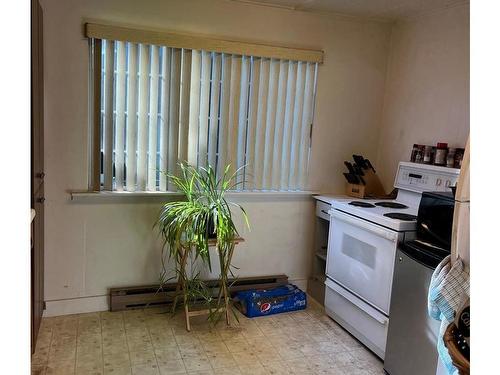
[[313, 194, 350, 205]]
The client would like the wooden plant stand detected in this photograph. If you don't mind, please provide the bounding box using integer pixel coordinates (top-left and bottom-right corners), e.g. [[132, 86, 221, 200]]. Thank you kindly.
[[172, 237, 244, 331]]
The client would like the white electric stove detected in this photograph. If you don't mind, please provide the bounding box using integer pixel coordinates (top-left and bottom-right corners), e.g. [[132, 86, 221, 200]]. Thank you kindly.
[[331, 198, 418, 232], [324, 162, 460, 359]]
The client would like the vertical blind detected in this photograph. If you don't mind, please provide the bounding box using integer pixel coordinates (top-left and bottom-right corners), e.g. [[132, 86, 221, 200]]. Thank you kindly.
[[97, 39, 318, 192]]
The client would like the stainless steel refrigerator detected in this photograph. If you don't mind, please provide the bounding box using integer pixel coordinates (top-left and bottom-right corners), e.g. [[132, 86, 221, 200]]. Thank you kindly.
[[383, 244, 443, 375], [384, 192, 456, 375]]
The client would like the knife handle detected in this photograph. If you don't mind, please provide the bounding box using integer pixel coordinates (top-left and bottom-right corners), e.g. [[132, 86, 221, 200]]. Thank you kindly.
[[344, 161, 356, 174], [365, 159, 376, 173], [354, 165, 364, 176]]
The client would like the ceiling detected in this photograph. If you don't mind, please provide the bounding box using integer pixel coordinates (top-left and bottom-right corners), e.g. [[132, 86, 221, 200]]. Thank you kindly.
[[230, 0, 468, 20]]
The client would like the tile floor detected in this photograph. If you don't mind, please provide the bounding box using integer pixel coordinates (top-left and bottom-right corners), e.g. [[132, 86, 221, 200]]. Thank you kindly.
[[31, 299, 384, 375]]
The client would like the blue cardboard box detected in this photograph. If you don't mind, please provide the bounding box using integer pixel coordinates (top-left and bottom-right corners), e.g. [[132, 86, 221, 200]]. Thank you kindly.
[[234, 284, 307, 318]]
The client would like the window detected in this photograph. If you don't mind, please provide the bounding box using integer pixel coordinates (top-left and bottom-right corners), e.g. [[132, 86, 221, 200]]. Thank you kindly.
[[90, 29, 319, 192]]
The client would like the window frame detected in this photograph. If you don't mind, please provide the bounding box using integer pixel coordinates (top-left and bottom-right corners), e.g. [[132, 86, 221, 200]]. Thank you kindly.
[[85, 24, 322, 194]]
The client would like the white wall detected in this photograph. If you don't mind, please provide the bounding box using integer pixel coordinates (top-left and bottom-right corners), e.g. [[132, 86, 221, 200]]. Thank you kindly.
[[40, 0, 392, 315], [376, 4, 470, 190]]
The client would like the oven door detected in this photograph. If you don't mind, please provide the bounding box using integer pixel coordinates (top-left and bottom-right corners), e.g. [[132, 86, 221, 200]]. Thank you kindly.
[[327, 209, 400, 314]]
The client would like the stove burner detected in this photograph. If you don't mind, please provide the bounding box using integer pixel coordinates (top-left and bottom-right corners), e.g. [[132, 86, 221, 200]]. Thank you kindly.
[[383, 213, 417, 221], [349, 201, 376, 208], [375, 202, 409, 209]]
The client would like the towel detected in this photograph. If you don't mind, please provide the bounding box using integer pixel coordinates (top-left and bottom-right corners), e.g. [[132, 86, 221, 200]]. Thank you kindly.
[[428, 255, 470, 375]]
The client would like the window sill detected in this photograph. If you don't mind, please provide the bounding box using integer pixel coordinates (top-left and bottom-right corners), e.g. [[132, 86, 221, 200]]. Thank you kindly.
[[70, 190, 318, 202]]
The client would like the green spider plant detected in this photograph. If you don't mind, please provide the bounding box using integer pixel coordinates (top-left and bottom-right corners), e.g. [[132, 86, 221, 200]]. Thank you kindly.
[[155, 163, 249, 315]]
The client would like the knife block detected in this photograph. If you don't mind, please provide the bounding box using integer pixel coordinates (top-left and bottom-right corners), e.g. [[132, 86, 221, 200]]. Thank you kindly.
[[345, 169, 386, 199]]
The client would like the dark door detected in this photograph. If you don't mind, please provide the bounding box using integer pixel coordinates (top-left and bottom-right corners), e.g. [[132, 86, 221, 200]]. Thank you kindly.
[[31, 0, 44, 353]]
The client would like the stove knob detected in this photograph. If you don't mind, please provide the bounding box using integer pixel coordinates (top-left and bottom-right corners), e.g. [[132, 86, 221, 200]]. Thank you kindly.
[[436, 178, 442, 186]]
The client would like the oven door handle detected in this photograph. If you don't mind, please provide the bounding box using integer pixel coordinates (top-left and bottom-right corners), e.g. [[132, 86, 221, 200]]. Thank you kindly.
[[329, 209, 398, 242]]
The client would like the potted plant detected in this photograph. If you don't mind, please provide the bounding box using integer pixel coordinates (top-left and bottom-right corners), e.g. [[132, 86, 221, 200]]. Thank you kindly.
[[156, 163, 249, 324]]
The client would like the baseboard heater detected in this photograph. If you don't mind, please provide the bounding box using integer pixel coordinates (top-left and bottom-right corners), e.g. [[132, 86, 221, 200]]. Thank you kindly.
[[109, 274, 288, 311]]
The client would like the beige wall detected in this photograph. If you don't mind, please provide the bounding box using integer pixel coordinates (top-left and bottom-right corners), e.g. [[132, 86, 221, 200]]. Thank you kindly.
[[376, 4, 470, 190], [40, 0, 392, 314]]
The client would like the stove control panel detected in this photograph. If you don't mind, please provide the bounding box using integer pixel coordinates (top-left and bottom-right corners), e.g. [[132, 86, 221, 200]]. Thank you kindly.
[[394, 162, 460, 193]]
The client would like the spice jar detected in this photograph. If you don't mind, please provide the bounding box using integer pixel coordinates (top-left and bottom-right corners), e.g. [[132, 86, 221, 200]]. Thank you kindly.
[[446, 148, 456, 168], [454, 148, 465, 168], [434, 142, 448, 166], [415, 145, 425, 163], [423, 146, 433, 164], [410, 144, 420, 162]]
